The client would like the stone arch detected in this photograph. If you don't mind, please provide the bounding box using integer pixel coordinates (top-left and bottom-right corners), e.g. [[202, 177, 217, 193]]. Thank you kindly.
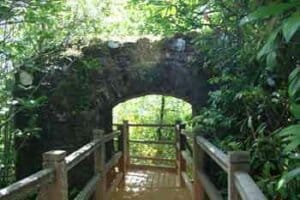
[[15, 35, 211, 184]]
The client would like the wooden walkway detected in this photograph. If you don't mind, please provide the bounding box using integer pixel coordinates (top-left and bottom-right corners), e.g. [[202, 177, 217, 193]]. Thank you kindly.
[[0, 122, 267, 200], [111, 169, 191, 200]]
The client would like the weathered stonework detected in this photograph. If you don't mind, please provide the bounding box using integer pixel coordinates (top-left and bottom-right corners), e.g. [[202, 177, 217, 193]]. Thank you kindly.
[[15, 34, 211, 189]]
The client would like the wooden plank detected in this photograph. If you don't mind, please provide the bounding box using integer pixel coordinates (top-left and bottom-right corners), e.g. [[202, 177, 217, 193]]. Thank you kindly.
[[181, 150, 193, 166], [107, 172, 124, 199], [196, 136, 229, 172], [74, 173, 101, 200], [181, 171, 193, 197], [65, 138, 102, 171], [129, 139, 175, 145], [197, 170, 223, 200], [131, 156, 175, 163], [234, 172, 266, 200], [0, 168, 54, 200]]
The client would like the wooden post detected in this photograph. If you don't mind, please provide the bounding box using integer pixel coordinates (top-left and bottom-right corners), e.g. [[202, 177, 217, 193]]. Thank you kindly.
[[93, 129, 106, 200], [228, 151, 250, 200], [38, 150, 68, 200], [193, 134, 205, 200], [176, 121, 186, 187], [117, 125, 125, 180], [123, 120, 129, 171]]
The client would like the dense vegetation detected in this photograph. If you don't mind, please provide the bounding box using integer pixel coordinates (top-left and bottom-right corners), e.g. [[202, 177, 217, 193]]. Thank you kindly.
[[0, 0, 299, 199], [113, 95, 191, 167], [129, 0, 299, 198]]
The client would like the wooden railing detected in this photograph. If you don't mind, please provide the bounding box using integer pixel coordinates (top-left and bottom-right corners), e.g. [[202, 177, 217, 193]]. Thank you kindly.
[[0, 129, 124, 200], [177, 125, 267, 200], [114, 121, 177, 171], [0, 121, 268, 200]]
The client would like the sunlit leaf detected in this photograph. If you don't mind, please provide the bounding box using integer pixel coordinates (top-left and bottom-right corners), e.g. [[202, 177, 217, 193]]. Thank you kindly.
[[277, 168, 300, 189], [240, 3, 297, 25]]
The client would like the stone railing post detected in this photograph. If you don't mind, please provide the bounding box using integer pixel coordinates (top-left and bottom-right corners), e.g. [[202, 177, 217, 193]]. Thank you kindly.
[[93, 129, 106, 200], [193, 134, 205, 200], [228, 151, 250, 200], [38, 150, 68, 200], [122, 120, 129, 171]]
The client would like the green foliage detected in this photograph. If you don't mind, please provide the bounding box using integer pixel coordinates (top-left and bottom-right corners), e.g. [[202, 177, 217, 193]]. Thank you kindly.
[[0, 0, 298, 197], [130, 0, 299, 198], [114, 95, 191, 166]]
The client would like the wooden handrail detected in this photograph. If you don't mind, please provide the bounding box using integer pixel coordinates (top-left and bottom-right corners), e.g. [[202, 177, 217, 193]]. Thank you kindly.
[[129, 139, 175, 145], [234, 172, 266, 200], [181, 150, 193, 166], [196, 136, 229, 172], [0, 168, 54, 200], [182, 130, 193, 139], [0, 121, 266, 200], [181, 171, 193, 195], [0, 129, 124, 200], [104, 130, 121, 143], [74, 173, 101, 200], [105, 151, 122, 173], [131, 155, 175, 162], [113, 123, 175, 127], [107, 172, 124, 199], [65, 138, 102, 171]]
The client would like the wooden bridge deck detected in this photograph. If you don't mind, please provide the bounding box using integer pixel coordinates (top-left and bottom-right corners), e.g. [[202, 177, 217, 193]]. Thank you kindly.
[[111, 169, 191, 200]]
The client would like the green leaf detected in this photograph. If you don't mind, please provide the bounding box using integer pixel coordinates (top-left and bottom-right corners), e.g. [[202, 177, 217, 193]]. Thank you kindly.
[[288, 67, 300, 100], [266, 51, 277, 70], [289, 67, 300, 83], [240, 3, 298, 25], [283, 12, 300, 42], [290, 103, 300, 119], [278, 125, 300, 152], [277, 168, 300, 189], [257, 28, 280, 59]]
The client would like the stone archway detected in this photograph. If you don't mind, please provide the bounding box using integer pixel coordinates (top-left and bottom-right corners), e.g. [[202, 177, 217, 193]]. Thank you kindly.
[[15, 34, 211, 186]]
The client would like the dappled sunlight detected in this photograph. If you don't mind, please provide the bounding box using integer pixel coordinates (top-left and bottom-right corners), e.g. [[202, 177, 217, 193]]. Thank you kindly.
[[111, 170, 191, 200]]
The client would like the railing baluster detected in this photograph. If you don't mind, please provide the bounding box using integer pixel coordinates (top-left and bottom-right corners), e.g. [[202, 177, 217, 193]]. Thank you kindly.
[[38, 150, 68, 200]]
